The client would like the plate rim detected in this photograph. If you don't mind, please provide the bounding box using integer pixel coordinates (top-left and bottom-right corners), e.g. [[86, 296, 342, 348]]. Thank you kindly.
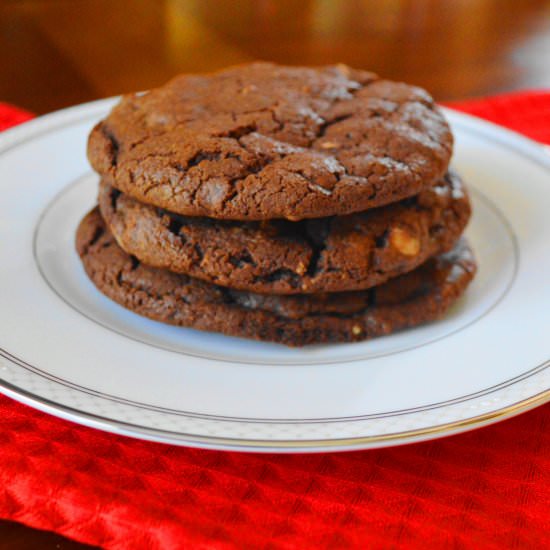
[[0, 370, 548, 452], [0, 98, 549, 452]]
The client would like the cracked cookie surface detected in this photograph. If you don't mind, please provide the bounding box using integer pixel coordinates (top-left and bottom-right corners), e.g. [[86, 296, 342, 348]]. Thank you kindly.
[[76, 208, 476, 346], [99, 171, 471, 294], [88, 62, 453, 221]]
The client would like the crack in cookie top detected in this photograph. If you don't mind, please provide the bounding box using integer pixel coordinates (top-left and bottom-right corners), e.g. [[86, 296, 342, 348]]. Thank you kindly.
[[88, 63, 453, 220]]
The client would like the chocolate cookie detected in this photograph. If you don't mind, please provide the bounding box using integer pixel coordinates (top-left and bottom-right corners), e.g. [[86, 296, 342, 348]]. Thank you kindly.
[[76, 209, 476, 346], [99, 171, 470, 294], [88, 62, 453, 221]]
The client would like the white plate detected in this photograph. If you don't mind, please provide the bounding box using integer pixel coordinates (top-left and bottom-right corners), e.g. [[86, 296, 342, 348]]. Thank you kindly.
[[0, 100, 548, 452]]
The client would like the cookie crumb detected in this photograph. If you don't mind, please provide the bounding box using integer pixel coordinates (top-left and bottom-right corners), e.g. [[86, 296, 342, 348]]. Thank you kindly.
[[352, 325, 362, 335]]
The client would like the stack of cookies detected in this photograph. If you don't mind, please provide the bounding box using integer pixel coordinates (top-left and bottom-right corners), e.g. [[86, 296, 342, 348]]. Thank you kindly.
[[77, 63, 476, 346]]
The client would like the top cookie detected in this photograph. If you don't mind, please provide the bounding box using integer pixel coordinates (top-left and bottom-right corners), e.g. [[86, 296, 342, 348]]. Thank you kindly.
[[88, 62, 453, 221]]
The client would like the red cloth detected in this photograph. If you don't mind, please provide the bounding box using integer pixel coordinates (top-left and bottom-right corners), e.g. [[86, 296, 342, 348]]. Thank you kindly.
[[0, 93, 549, 549]]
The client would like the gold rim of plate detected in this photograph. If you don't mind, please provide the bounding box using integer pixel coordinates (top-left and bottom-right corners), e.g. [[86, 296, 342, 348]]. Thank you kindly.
[[196, 389, 550, 449]]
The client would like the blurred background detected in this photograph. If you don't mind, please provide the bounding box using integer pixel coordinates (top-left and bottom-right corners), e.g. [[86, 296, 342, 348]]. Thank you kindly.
[[1, 0, 550, 548], [2, 0, 550, 115]]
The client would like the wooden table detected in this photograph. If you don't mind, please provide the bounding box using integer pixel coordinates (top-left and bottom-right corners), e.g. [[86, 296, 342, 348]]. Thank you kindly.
[[1, 0, 549, 547]]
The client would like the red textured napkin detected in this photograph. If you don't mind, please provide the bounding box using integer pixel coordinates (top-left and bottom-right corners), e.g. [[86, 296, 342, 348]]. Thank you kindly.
[[0, 92, 549, 549]]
